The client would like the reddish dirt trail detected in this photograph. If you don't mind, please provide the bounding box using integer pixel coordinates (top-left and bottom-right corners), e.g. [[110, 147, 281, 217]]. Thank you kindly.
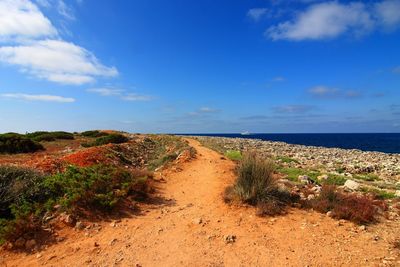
[[1, 139, 399, 266]]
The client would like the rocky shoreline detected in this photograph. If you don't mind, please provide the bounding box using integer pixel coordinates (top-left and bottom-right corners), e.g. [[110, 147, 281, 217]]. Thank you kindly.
[[192, 136, 400, 188]]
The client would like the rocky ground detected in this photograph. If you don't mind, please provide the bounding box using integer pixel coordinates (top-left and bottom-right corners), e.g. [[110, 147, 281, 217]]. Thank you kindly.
[[194, 136, 400, 191], [1, 138, 399, 266]]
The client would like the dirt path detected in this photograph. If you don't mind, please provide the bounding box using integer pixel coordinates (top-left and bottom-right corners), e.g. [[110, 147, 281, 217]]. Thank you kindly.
[[1, 139, 399, 266]]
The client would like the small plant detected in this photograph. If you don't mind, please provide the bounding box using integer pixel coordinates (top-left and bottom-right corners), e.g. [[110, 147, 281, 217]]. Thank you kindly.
[[224, 150, 242, 161], [276, 156, 299, 164], [0, 133, 44, 154], [323, 174, 347, 186], [81, 130, 109, 138], [306, 185, 384, 224], [277, 167, 320, 183], [354, 173, 380, 182], [82, 134, 129, 147], [225, 152, 296, 216]]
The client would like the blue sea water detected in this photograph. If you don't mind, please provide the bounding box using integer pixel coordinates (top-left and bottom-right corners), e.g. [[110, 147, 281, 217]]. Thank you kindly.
[[183, 133, 400, 154]]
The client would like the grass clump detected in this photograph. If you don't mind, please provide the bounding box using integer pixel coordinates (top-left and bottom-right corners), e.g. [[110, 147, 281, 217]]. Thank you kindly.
[[277, 167, 320, 183], [360, 187, 398, 200], [354, 173, 380, 182], [225, 152, 296, 216], [0, 133, 44, 154], [276, 156, 299, 164], [323, 174, 347, 186], [224, 150, 242, 161], [306, 185, 384, 224], [82, 134, 129, 147], [80, 130, 109, 138]]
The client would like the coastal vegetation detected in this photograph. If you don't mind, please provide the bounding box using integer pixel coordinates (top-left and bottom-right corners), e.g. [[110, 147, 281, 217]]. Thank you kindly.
[[0, 133, 44, 154]]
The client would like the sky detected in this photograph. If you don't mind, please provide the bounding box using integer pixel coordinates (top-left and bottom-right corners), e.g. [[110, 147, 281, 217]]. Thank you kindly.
[[0, 0, 399, 133]]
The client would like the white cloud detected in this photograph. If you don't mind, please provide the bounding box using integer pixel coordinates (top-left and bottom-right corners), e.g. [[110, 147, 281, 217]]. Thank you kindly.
[[265, 0, 400, 41], [121, 93, 152, 101], [199, 107, 219, 113], [0, 0, 57, 40], [1, 93, 75, 102], [267, 2, 374, 41], [0, 39, 118, 85], [375, 0, 400, 30], [247, 8, 268, 21], [87, 87, 123, 96], [273, 105, 314, 113]]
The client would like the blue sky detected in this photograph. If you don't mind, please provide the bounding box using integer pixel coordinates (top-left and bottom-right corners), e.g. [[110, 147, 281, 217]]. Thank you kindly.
[[0, 0, 399, 133]]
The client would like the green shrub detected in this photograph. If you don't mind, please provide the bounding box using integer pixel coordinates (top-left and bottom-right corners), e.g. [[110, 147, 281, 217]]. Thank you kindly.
[[224, 150, 242, 161], [26, 131, 74, 142], [0, 134, 44, 154], [277, 167, 320, 183], [0, 164, 151, 243], [42, 165, 149, 210], [81, 130, 109, 138], [0, 166, 45, 218], [323, 174, 347, 186], [82, 134, 129, 147]]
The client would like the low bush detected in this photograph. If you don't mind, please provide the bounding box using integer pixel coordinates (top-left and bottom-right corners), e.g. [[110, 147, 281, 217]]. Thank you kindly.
[[306, 185, 384, 224], [82, 134, 129, 147], [42, 165, 150, 210], [276, 156, 299, 164], [226, 152, 296, 216], [81, 130, 109, 138], [0, 134, 44, 154], [224, 150, 242, 161], [26, 131, 74, 142], [0, 164, 151, 244]]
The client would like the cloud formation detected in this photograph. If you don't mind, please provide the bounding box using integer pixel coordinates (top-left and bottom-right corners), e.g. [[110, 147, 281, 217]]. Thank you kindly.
[[1, 93, 75, 102], [247, 8, 268, 21], [87, 87, 152, 101], [308, 86, 362, 99], [0, 0, 57, 40], [266, 0, 400, 41], [272, 105, 314, 113], [0, 0, 118, 85]]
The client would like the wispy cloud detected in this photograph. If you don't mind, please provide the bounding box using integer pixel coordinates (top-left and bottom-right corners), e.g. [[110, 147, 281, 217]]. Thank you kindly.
[[266, 0, 400, 41], [1, 93, 75, 102], [57, 0, 75, 20], [87, 87, 152, 101], [121, 93, 152, 101], [393, 66, 400, 73], [0, 0, 118, 85], [187, 107, 220, 117], [87, 87, 123, 96], [308, 86, 363, 99], [272, 105, 314, 113], [272, 76, 285, 82], [247, 8, 268, 21]]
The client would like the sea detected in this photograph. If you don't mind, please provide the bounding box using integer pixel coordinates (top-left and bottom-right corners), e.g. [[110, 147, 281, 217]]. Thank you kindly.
[[182, 133, 400, 154]]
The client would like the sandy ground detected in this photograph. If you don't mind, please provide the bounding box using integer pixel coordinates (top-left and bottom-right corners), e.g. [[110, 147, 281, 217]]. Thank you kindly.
[[1, 139, 399, 267]]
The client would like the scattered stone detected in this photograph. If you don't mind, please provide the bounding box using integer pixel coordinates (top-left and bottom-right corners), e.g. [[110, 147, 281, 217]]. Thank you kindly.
[[224, 235, 236, 244], [344, 180, 360, 191], [298, 175, 311, 184], [75, 221, 85, 230], [193, 218, 203, 224], [317, 174, 329, 181], [359, 225, 366, 231], [395, 190, 400, 197], [109, 238, 118, 246]]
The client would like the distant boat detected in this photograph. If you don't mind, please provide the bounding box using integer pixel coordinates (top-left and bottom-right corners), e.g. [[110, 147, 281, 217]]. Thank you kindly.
[[240, 131, 251, 136]]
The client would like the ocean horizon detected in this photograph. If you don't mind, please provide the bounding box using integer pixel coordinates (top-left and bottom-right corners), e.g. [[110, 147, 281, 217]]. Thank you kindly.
[[179, 133, 400, 154]]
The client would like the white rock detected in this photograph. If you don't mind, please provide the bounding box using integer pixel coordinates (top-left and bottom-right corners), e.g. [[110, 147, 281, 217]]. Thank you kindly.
[[395, 190, 400, 197], [344, 179, 360, 191], [317, 175, 328, 181], [298, 175, 311, 184]]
